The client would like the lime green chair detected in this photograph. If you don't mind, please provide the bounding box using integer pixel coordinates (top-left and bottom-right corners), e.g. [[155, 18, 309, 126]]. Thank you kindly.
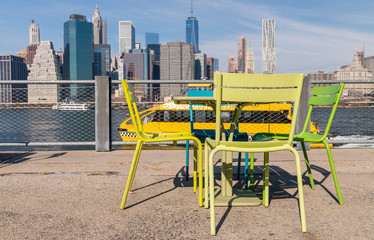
[[120, 80, 204, 209], [206, 73, 306, 235], [251, 83, 345, 205]]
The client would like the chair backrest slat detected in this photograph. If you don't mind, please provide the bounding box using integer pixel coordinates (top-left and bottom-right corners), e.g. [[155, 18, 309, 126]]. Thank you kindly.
[[308, 95, 337, 106], [214, 73, 304, 146], [311, 84, 340, 95]]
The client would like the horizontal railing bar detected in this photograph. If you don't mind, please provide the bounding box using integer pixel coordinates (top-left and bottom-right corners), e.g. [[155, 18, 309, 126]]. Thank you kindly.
[[311, 80, 374, 84], [0, 80, 96, 84], [0, 142, 95, 147]]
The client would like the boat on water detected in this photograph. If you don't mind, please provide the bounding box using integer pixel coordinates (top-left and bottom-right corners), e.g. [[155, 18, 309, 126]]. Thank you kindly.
[[52, 102, 93, 111]]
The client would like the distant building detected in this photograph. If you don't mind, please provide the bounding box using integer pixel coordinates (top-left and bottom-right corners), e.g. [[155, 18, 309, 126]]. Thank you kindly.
[[29, 20, 40, 46], [186, 2, 199, 53], [119, 21, 135, 54], [145, 32, 159, 46], [262, 19, 276, 74], [27, 41, 62, 103], [195, 52, 206, 80], [336, 49, 373, 96], [92, 5, 107, 45], [227, 53, 237, 73], [245, 44, 255, 74], [0, 55, 28, 103], [307, 71, 336, 81], [92, 6, 110, 77], [364, 56, 374, 78], [206, 57, 214, 80], [26, 45, 38, 66], [160, 42, 194, 100], [213, 58, 219, 72], [63, 14, 93, 101], [237, 36, 246, 73]]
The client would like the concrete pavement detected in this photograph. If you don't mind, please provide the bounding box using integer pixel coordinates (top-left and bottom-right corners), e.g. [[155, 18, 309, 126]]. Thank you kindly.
[[1, 148, 374, 239]]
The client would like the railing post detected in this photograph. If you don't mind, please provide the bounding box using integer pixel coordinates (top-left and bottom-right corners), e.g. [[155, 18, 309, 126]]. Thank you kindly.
[[296, 76, 311, 150], [95, 76, 112, 151]]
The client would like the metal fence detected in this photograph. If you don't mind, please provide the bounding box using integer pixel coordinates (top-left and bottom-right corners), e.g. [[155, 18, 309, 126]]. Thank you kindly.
[[0, 77, 373, 150]]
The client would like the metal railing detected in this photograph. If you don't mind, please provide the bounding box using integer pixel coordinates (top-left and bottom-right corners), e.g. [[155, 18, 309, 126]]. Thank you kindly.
[[0, 77, 373, 150]]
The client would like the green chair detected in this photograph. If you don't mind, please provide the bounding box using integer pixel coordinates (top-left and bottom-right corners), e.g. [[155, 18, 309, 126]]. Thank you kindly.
[[205, 73, 306, 235], [120, 80, 204, 209], [251, 83, 345, 205]]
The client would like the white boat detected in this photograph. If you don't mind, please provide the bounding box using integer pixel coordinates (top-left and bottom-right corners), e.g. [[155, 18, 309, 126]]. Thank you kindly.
[[52, 102, 93, 111]]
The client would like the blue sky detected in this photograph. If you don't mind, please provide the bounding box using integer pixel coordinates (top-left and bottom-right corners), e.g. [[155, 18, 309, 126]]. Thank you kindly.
[[1, 0, 374, 74]]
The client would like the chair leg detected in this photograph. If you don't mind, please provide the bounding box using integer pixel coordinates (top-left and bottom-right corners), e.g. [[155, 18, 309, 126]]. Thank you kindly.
[[290, 147, 307, 232], [196, 141, 204, 207], [237, 152, 242, 180], [209, 150, 217, 235], [193, 145, 197, 193], [250, 153, 254, 190], [120, 140, 143, 209], [244, 153, 249, 188], [323, 140, 343, 205], [300, 141, 315, 190], [263, 152, 270, 207], [186, 140, 189, 181], [204, 143, 210, 208]]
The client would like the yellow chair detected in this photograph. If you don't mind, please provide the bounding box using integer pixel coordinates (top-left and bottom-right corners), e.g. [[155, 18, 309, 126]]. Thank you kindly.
[[120, 80, 204, 209], [206, 73, 306, 235]]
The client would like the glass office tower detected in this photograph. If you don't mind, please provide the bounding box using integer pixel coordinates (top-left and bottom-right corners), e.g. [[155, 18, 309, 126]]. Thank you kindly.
[[186, 16, 199, 53], [63, 14, 93, 101], [145, 32, 159, 47]]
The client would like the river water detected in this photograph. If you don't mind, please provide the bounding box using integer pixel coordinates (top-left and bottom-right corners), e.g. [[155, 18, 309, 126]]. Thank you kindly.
[[0, 107, 373, 150]]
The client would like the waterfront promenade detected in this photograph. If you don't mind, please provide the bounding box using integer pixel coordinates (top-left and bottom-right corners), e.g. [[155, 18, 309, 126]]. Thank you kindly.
[[1, 148, 373, 239]]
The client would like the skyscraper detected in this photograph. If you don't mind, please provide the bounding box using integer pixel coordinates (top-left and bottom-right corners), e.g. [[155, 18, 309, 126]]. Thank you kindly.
[[29, 20, 40, 46], [238, 36, 246, 73], [63, 14, 93, 101], [145, 32, 159, 46], [262, 19, 276, 74], [227, 53, 237, 73], [119, 21, 135, 54], [245, 44, 255, 74], [92, 6, 111, 77], [27, 41, 62, 103], [160, 42, 194, 100], [194, 52, 206, 80], [0, 55, 28, 103], [92, 5, 107, 44], [186, 0, 199, 53]]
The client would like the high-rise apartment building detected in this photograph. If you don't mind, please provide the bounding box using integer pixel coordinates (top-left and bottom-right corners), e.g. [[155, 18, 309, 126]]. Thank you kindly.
[[63, 14, 93, 101], [119, 21, 135, 54], [27, 41, 62, 103], [195, 52, 207, 80], [92, 6, 110, 77], [186, 1, 199, 53], [245, 44, 255, 74], [262, 19, 276, 74], [238, 36, 246, 73], [0, 55, 28, 103], [206, 57, 214, 80], [160, 42, 194, 100], [29, 20, 40, 46], [145, 32, 159, 46]]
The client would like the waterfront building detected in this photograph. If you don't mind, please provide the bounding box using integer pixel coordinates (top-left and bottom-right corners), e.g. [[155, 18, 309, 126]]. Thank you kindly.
[[364, 56, 374, 78], [194, 52, 207, 80], [160, 42, 194, 101], [29, 20, 40, 46], [245, 44, 255, 74], [227, 53, 238, 73], [238, 36, 246, 73], [63, 14, 93, 101], [336, 49, 373, 96], [92, 5, 107, 45], [262, 19, 276, 74], [27, 41, 62, 103], [119, 21, 135, 54], [145, 32, 159, 46], [186, 1, 199, 53], [0, 55, 28, 103]]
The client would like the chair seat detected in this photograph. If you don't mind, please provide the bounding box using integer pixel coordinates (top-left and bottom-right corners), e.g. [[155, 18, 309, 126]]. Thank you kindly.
[[206, 137, 288, 150], [193, 129, 249, 143], [144, 132, 196, 142]]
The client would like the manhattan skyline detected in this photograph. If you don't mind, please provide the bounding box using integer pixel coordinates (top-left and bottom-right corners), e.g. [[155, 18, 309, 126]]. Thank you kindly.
[[1, 0, 374, 74]]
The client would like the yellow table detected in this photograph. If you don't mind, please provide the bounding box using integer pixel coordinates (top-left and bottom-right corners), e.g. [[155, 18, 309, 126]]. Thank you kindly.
[[174, 96, 262, 207]]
